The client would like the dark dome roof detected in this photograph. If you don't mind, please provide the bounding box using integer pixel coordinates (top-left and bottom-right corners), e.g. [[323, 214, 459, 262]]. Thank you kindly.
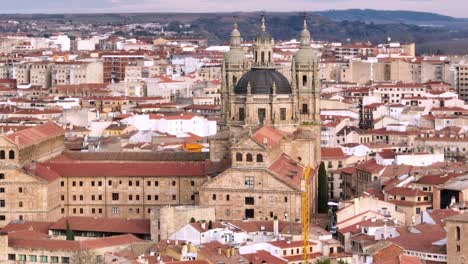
[[235, 69, 292, 95]]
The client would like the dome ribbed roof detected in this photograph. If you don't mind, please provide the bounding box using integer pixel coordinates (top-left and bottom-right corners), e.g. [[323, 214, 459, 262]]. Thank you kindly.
[[234, 69, 291, 94]]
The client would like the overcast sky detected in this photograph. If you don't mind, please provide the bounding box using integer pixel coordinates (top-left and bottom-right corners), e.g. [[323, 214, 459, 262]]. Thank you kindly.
[[3, 0, 467, 18]]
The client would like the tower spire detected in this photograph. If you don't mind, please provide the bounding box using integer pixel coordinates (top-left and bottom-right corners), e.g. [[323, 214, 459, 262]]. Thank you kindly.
[[299, 14, 311, 48], [233, 16, 238, 30], [229, 16, 242, 49], [261, 15, 266, 32]]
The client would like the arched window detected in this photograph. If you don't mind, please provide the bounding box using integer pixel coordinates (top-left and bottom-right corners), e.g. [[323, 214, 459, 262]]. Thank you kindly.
[[246, 153, 253, 162], [0, 150, 4, 160], [457, 226, 461, 241], [8, 150, 15, 160], [303, 75, 307, 87], [236, 153, 243, 162], [233, 75, 237, 85], [256, 154, 263, 163]]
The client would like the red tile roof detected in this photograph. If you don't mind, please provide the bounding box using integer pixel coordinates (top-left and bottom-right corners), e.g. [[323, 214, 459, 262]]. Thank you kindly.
[[4, 122, 64, 148], [321, 147, 346, 160], [268, 153, 305, 189], [252, 126, 285, 149], [50, 216, 150, 235], [1, 221, 52, 235], [242, 250, 287, 264], [8, 233, 142, 251], [34, 161, 209, 178]]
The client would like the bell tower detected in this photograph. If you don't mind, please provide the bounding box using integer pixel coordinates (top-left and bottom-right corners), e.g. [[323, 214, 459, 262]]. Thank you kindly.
[[253, 15, 275, 68], [221, 18, 246, 127], [292, 18, 320, 123]]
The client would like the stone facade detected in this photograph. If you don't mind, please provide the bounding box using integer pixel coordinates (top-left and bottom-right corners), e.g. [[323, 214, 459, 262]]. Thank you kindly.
[[446, 213, 468, 264], [0, 122, 65, 228], [151, 206, 216, 241]]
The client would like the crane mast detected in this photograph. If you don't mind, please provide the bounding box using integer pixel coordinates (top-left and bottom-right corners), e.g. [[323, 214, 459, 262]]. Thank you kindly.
[[301, 165, 311, 264]]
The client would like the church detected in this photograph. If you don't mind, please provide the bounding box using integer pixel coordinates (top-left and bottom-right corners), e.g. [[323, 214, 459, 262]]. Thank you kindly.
[[200, 16, 322, 221]]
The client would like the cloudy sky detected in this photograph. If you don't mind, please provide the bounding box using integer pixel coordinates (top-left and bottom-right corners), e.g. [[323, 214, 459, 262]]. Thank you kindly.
[[3, 0, 467, 18]]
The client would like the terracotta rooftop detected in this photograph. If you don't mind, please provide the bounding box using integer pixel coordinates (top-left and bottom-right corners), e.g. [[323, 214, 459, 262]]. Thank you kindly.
[[8, 233, 142, 252], [33, 161, 209, 178], [252, 126, 285, 149], [321, 147, 347, 160], [50, 216, 150, 235], [4, 122, 64, 148]]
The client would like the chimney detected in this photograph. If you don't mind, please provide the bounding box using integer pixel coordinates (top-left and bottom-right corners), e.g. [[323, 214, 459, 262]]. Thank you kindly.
[[201, 222, 206, 230], [273, 217, 279, 236], [354, 198, 360, 215]]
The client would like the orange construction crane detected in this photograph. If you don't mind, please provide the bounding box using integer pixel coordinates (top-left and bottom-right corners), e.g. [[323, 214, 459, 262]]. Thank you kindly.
[[301, 165, 312, 264]]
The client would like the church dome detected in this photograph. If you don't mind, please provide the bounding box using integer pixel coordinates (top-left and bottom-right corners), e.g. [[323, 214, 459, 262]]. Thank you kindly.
[[224, 48, 245, 65], [293, 48, 319, 64], [234, 69, 292, 94]]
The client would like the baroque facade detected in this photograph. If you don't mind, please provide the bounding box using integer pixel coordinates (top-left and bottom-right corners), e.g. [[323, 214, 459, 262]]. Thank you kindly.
[[201, 16, 321, 221]]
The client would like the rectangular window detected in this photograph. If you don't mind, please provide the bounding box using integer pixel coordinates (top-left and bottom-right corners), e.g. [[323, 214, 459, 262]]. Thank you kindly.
[[51, 256, 59, 263], [239, 107, 245, 121], [0, 174, 5, 180], [136, 195, 140, 201], [258, 108, 266, 125], [302, 103, 309, 114], [147, 181, 151, 186], [0, 200, 5, 207], [136, 181, 140, 186], [0, 215, 5, 221], [245, 176, 254, 189], [0, 187, 4, 193], [280, 108, 286, 121], [112, 193, 119, 201], [40, 255, 48, 263], [29, 255, 37, 262], [191, 181, 195, 186], [112, 207, 119, 215], [18, 255, 26, 261], [172, 195, 176, 200], [155, 195, 159, 200], [155, 181, 159, 186], [129, 181, 132, 186], [245, 197, 255, 205], [129, 195, 133, 201], [62, 257, 70, 263]]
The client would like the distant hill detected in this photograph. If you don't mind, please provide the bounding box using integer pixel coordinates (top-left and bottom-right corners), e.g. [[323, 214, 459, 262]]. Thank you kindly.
[[1, 10, 468, 54], [313, 9, 457, 24]]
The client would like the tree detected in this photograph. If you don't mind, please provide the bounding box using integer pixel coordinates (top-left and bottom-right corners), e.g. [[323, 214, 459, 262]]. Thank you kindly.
[[71, 250, 100, 264], [208, 220, 213, 230], [315, 259, 331, 264], [189, 217, 196, 223], [337, 260, 349, 264], [318, 162, 329, 214], [65, 220, 75, 241]]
